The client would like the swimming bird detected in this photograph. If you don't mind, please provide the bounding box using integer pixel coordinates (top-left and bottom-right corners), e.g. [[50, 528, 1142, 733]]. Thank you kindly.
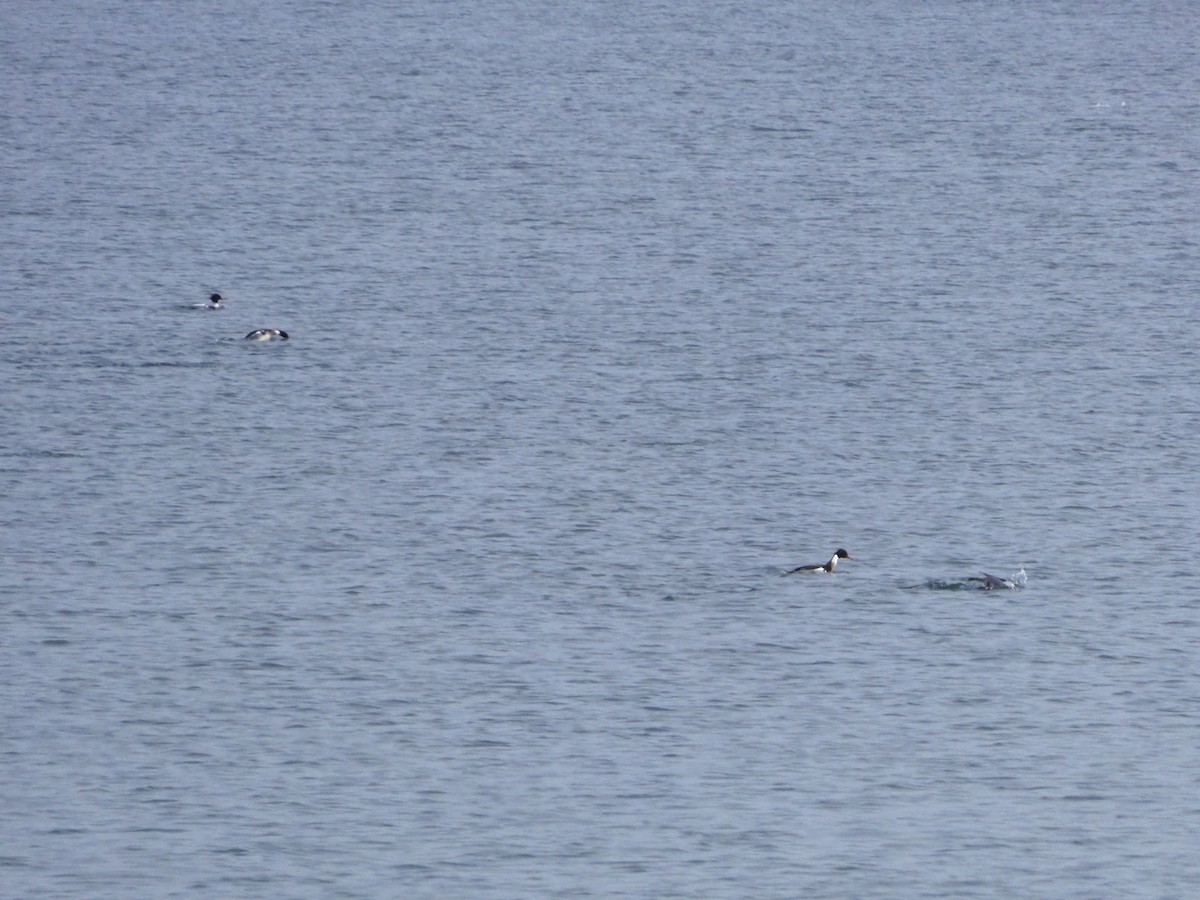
[[244, 329, 289, 342], [787, 548, 853, 574], [192, 292, 224, 310], [971, 572, 1017, 591]]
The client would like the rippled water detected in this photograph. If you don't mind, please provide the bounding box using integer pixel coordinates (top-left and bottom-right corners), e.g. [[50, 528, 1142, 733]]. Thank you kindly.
[[3, 1, 1200, 896]]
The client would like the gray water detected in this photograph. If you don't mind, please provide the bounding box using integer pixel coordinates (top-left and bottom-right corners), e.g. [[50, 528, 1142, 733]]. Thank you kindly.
[[3, 1, 1200, 897]]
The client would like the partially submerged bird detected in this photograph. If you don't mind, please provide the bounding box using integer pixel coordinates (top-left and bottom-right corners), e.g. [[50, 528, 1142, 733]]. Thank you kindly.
[[970, 572, 1017, 591], [192, 292, 224, 310], [244, 329, 289, 342], [787, 548, 853, 574]]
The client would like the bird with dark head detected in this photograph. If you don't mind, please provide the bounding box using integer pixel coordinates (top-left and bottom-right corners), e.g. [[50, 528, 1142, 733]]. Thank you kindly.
[[787, 548, 853, 574]]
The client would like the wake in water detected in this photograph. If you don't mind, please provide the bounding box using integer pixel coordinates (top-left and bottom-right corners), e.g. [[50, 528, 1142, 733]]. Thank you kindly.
[[910, 568, 1027, 592]]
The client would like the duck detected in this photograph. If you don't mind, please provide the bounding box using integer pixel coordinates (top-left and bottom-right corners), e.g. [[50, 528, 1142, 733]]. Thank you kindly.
[[970, 572, 1017, 591], [787, 548, 853, 574], [192, 292, 224, 310], [244, 329, 289, 342]]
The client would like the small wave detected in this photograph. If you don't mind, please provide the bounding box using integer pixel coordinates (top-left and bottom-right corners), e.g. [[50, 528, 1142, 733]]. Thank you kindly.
[[908, 569, 1027, 592], [912, 579, 979, 592]]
